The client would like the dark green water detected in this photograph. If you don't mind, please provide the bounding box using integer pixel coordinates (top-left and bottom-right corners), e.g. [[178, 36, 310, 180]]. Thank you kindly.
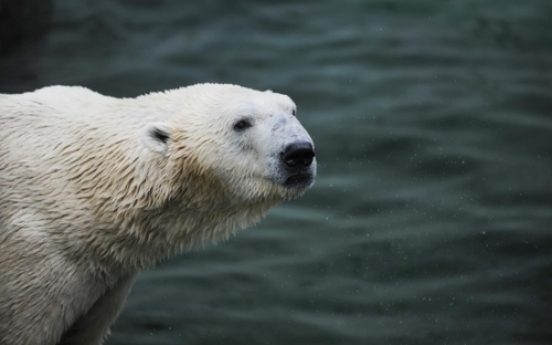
[[1, 1, 552, 344]]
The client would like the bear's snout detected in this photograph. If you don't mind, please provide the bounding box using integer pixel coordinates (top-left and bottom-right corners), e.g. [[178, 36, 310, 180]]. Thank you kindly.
[[280, 141, 315, 168], [279, 140, 316, 190]]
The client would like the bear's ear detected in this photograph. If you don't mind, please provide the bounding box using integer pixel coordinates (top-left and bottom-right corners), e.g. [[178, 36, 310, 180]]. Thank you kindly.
[[265, 89, 273, 93], [141, 122, 171, 155]]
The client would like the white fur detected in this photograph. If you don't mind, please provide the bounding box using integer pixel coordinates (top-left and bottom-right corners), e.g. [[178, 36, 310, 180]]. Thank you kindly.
[[0, 84, 315, 345]]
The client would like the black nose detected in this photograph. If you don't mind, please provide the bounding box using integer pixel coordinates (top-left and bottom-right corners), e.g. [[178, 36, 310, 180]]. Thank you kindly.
[[281, 141, 315, 168]]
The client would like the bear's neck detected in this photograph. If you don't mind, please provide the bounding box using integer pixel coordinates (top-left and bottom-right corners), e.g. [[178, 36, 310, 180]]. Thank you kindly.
[[79, 191, 281, 273]]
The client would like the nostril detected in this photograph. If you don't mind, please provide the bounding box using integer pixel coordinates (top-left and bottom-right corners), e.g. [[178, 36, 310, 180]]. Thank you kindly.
[[281, 141, 315, 168]]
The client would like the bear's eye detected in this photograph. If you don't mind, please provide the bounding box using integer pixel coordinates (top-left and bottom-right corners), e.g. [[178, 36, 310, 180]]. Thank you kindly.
[[292, 109, 297, 116], [150, 128, 169, 143], [234, 119, 252, 131]]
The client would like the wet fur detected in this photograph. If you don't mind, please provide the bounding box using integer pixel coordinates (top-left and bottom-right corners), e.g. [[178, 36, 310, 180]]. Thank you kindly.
[[0, 84, 311, 345]]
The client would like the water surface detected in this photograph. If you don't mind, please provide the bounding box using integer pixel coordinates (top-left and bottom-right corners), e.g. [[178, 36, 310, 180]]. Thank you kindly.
[[1, 1, 551, 344]]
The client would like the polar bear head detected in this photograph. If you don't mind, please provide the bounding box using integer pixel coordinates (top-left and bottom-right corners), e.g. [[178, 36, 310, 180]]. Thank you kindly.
[[139, 84, 316, 208]]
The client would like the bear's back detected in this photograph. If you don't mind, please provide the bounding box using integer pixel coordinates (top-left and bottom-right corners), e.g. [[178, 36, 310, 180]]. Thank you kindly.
[[0, 86, 145, 232]]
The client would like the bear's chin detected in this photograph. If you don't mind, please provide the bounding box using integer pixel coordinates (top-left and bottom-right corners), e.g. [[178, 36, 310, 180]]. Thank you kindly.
[[268, 165, 316, 195], [283, 173, 314, 191], [262, 175, 314, 201]]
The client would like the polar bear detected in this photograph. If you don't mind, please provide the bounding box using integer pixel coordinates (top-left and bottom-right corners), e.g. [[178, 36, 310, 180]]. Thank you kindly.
[[0, 84, 316, 345]]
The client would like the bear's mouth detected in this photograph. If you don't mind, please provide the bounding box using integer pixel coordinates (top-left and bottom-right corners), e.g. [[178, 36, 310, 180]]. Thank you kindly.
[[283, 172, 314, 190]]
